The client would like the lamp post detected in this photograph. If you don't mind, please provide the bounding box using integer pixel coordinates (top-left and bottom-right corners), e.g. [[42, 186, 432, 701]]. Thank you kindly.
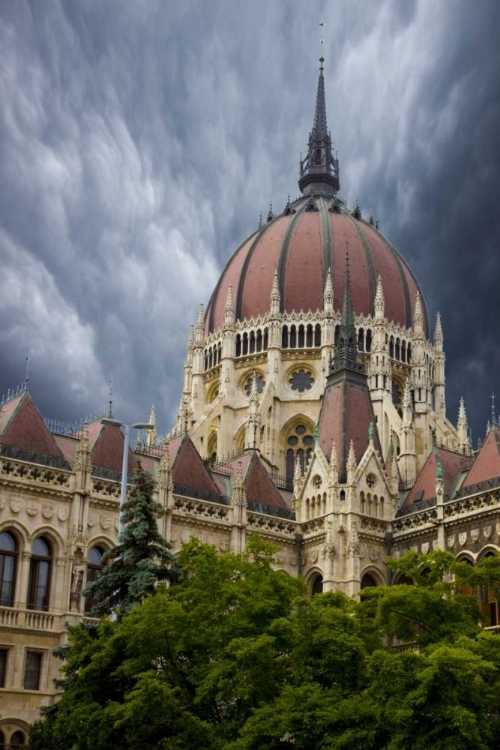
[[101, 417, 154, 535]]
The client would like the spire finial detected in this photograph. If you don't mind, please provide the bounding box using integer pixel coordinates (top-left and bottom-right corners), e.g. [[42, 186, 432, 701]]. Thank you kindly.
[[413, 292, 424, 339], [374, 275, 385, 319], [332, 244, 359, 371], [434, 312, 443, 350], [490, 392, 496, 427], [107, 379, 113, 418], [324, 267, 333, 313], [270, 270, 281, 314], [24, 356, 30, 392]]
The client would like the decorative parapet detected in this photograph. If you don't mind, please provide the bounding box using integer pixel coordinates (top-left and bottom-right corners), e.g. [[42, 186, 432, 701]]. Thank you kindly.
[[0, 457, 73, 492], [247, 511, 296, 537], [443, 490, 500, 520], [360, 517, 388, 534], [392, 507, 438, 534], [173, 495, 230, 523]]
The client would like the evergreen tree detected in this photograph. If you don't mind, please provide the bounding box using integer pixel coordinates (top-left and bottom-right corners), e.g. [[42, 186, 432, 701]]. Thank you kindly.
[[84, 464, 177, 617]]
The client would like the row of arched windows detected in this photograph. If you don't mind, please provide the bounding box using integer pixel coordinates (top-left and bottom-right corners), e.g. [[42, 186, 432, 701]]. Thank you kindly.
[[305, 493, 327, 520], [282, 323, 321, 349], [236, 328, 269, 357], [388, 335, 411, 363], [0, 531, 104, 614], [204, 342, 222, 371], [360, 492, 385, 518]]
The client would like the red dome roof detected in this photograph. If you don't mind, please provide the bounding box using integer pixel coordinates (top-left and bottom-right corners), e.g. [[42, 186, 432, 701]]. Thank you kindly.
[[206, 196, 428, 336]]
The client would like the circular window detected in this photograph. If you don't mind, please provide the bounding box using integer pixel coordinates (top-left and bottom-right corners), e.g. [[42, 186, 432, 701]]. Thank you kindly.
[[313, 475, 322, 489], [285, 424, 314, 484], [287, 436, 298, 446], [244, 374, 265, 396], [289, 369, 315, 393], [367, 474, 376, 489]]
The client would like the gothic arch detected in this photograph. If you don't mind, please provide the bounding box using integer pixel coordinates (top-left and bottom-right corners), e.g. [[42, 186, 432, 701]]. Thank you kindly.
[[0, 519, 29, 550], [477, 544, 500, 561], [305, 567, 324, 596], [29, 525, 66, 558], [86, 534, 114, 552], [360, 566, 385, 588], [456, 551, 476, 564]]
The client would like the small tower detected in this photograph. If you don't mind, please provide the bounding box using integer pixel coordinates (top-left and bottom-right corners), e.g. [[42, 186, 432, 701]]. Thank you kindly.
[[191, 304, 206, 417], [299, 56, 340, 197], [434, 313, 446, 419], [457, 397, 469, 452], [146, 405, 156, 448], [399, 378, 417, 483]]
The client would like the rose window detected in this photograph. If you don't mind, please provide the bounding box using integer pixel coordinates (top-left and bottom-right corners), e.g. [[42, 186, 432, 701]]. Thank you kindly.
[[289, 369, 315, 393], [244, 374, 265, 396]]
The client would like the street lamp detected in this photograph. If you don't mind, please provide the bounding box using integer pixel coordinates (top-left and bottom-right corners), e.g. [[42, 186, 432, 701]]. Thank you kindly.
[[101, 417, 154, 535]]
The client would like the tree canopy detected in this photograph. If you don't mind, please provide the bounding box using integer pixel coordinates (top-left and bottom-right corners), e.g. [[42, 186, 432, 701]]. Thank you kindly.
[[29, 545, 500, 750]]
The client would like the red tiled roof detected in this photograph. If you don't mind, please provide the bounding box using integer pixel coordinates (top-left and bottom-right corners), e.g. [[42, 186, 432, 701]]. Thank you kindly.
[[172, 436, 220, 495], [0, 392, 64, 460], [54, 435, 78, 464], [90, 423, 137, 473], [243, 453, 287, 508], [403, 448, 469, 509], [463, 429, 500, 488], [317, 368, 382, 483], [206, 197, 428, 334]]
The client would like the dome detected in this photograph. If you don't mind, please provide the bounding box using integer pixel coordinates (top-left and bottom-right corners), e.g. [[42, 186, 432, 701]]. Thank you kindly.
[[205, 195, 428, 335]]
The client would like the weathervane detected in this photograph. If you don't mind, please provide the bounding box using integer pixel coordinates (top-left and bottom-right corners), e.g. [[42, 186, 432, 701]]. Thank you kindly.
[[319, 20, 324, 50], [25, 356, 30, 392]]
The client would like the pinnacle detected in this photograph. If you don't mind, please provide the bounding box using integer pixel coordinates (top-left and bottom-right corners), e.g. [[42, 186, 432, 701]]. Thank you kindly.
[[312, 57, 328, 138], [374, 275, 385, 317]]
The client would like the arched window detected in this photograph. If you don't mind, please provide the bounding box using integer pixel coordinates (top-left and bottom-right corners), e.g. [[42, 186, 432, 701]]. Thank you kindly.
[[361, 573, 378, 589], [311, 573, 323, 596], [298, 325, 305, 348], [366, 329, 372, 352], [27, 537, 52, 611], [285, 423, 314, 484], [290, 325, 297, 349], [0, 531, 17, 607], [282, 325, 289, 349], [395, 338, 401, 360], [358, 327, 364, 351], [306, 324, 313, 348], [389, 337, 394, 358], [0, 729, 4, 750], [242, 332, 248, 355], [401, 341, 407, 363], [263, 328, 269, 350], [249, 331, 256, 354], [256, 329, 262, 352], [9, 732, 25, 749], [236, 334, 241, 357], [85, 546, 105, 614], [314, 323, 321, 347]]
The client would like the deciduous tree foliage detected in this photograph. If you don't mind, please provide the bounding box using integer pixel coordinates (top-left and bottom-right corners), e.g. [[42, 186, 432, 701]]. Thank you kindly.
[[29, 547, 500, 750]]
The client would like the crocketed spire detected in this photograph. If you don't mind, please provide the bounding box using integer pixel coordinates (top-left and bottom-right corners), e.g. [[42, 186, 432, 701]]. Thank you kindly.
[[298, 56, 340, 197]]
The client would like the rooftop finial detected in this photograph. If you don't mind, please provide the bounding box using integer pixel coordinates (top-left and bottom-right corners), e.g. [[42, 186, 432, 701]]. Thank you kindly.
[[490, 392, 496, 427], [24, 356, 30, 392], [298, 47, 339, 197], [107, 379, 114, 418]]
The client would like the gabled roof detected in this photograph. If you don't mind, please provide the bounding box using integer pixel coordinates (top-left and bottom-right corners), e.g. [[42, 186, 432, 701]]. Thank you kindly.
[[462, 428, 500, 488], [0, 392, 65, 461], [88, 420, 137, 473], [402, 448, 469, 511], [210, 451, 288, 510], [171, 435, 221, 495]]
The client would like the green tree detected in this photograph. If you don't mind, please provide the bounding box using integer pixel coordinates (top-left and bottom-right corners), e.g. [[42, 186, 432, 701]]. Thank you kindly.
[[29, 547, 500, 750], [84, 464, 177, 617]]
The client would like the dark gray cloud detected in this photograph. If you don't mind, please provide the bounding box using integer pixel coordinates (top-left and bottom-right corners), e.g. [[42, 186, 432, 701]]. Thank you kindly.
[[0, 0, 499, 444]]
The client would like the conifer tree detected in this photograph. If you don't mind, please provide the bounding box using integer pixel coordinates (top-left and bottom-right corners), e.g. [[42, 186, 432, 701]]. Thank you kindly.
[[84, 464, 177, 617]]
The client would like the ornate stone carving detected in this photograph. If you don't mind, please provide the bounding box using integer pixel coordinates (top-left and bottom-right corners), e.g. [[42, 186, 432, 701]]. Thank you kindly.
[[484, 525, 492, 540], [458, 532, 467, 546], [42, 504, 54, 519], [100, 515, 111, 530], [421, 542, 430, 554], [446, 535, 455, 548], [26, 501, 39, 516], [10, 497, 22, 513], [58, 506, 69, 522], [471, 528, 480, 543]]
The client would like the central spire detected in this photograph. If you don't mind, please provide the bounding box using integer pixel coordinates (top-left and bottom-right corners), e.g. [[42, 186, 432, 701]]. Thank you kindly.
[[299, 56, 340, 197], [332, 255, 362, 373]]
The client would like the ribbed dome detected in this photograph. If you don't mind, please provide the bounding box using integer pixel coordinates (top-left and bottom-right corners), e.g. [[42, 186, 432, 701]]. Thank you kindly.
[[205, 196, 428, 335]]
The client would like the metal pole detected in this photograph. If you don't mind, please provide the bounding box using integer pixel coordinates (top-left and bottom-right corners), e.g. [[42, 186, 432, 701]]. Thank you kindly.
[[119, 424, 130, 537]]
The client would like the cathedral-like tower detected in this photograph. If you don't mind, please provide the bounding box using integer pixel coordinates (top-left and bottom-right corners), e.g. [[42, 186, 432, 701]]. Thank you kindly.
[[172, 56, 458, 487]]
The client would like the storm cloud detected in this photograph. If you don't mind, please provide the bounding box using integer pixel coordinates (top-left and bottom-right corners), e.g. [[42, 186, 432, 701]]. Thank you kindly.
[[0, 0, 499, 443]]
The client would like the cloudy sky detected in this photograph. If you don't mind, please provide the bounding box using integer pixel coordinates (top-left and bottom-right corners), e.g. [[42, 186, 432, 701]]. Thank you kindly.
[[1, 0, 499, 444]]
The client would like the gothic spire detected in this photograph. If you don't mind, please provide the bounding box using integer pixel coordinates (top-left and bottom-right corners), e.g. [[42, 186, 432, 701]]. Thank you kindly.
[[323, 267, 334, 313], [434, 312, 443, 350], [374, 275, 385, 319], [313, 56, 328, 138], [332, 256, 359, 372], [298, 57, 340, 197]]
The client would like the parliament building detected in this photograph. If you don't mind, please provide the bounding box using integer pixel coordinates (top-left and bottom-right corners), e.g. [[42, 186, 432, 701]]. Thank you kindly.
[[0, 57, 499, 743]]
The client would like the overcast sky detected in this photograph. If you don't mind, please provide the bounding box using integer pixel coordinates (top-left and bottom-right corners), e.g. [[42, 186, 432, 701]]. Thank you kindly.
[[1, 0, 499, 444]]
